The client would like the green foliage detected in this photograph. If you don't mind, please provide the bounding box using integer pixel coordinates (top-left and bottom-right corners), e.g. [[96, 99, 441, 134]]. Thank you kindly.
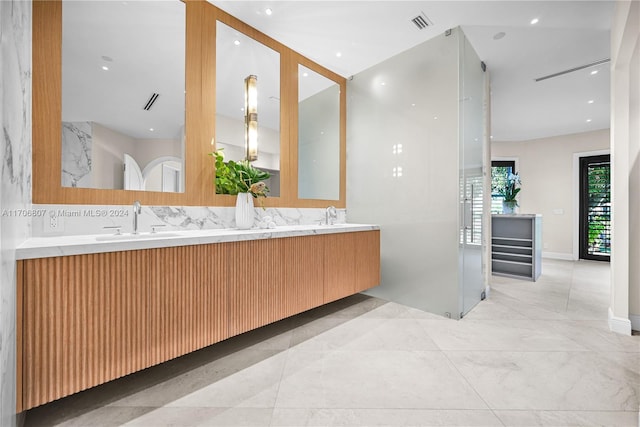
[[501, 172, 521, 205], [209, 149, 270, 198]]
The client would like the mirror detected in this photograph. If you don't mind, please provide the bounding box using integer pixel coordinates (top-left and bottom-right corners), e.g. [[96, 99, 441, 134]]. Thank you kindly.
[[215, 21, 281, 196], [298, 65, 341, 200], [60, 1, 186, 192]]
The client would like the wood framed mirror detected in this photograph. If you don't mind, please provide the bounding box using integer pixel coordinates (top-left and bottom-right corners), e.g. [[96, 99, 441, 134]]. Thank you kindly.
[[32, 0, 214, 206], [32, 0, 345, 208]]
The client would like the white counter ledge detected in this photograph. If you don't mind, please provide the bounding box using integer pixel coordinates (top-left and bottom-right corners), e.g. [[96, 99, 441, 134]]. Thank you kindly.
[[16, 223, 380, 260]]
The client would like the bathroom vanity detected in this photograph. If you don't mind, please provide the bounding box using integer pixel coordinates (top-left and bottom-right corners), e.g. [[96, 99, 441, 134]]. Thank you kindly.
[[15, 225, 380, 411]]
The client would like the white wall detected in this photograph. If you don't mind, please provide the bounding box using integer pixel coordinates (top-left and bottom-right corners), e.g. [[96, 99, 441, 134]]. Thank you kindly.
[[0, 1, 32, 424], [610, 0, 639, 334], [92, 123, 183, 190], [92, 122, 135, 190], [492, 129, 610, 259], [628, 18, 640, 328]]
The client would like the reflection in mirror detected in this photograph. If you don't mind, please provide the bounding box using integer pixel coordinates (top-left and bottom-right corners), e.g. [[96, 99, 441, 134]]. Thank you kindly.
[[298, 65, 340, 200], [215, 21, 281, 196], [60, 1, 186, 192]]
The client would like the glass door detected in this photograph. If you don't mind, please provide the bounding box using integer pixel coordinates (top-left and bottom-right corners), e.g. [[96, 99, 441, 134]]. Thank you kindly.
[[579, 154, 611, 261], [459, 32, 485, 317]]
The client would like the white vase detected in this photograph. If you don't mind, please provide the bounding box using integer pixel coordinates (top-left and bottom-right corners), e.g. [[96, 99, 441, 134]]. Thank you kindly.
[[235, 192, 255, 229], [502, 200, 518, 214]]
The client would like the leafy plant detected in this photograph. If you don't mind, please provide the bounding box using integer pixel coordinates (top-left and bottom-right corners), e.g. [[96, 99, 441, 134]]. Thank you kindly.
[[502, 172, 521, 205], [209, 149, 270, 200]]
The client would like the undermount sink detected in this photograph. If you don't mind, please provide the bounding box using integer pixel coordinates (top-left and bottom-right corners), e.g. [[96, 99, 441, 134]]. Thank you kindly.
[[95, 232, 181, 242]]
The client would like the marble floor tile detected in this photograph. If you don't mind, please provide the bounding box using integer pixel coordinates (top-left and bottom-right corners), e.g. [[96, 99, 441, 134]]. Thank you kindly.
[[109, 349, 286, 408], [494, 410, 639, 427], [419, 319, 588, 352], [275, 350, 489, 410], [292, 317, 440, 352], [446, 350, 640, 411], [461, 296, 530, 320], [122, 407, 273, 427], [25, 406, 155, 427], [537, 320, 640, 353], [478, 289, 571, 321], [165, 357, 286, 408], [270, 408, 504, 426]]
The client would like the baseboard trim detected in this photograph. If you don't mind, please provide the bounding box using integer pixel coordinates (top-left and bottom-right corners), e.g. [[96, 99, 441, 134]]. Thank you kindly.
[[630, 314, 640, 332], [608, 307, 632, 335], [542, 251, 575, 261]]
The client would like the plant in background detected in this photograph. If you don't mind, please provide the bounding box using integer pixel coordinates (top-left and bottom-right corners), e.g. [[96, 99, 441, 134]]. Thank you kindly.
[[210, 149, 270, 203], [502, 171, 522, 206]]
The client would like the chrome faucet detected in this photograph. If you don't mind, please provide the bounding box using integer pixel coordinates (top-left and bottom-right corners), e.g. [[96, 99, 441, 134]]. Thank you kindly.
[[132, 201, 142, 234], [325, 206, 337, 225]]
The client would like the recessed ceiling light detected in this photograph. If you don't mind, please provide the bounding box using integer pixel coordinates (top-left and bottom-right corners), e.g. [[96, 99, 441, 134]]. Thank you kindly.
[[240, 107, 245, 112], [381, 82, 386, 86], [588, 100, 594, 104], [591, 70, 598, 75], [336, 52, 342, 58], [265, 8, 273, 16], [434, 116, 438, 120], [149, 128, 154, 131], [411, 103, 416, 107], [530, 18, 539, 25], [586, 119, 592, 123], [101, 65, 109, 71], [233, 40, 240, 46], [302, 72, 308, 77], [493, 32, 506, 40]]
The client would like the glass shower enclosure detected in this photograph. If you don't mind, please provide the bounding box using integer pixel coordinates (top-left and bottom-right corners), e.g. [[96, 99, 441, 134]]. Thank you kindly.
[[347, 27, 487, 319]]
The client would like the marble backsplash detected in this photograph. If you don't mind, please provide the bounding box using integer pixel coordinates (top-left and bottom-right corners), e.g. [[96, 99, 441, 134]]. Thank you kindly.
[[1, 0, 32, 424], [31, 204, 346, 237]]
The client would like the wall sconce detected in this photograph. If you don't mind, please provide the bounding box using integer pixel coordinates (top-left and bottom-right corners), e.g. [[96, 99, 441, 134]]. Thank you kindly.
[[244, 75, 258, 162]]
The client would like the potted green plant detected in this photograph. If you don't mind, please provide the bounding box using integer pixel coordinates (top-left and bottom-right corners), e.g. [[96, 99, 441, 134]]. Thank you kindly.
[[210, 149, 270, 229], [501, 171, 521, 214]]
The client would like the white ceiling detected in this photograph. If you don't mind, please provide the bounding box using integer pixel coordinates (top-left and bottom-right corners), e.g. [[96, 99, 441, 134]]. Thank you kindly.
[[210, 0, 614, 142]]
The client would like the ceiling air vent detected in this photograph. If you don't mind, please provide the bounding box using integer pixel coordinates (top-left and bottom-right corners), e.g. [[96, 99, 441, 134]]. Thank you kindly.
[[534, 58, 610, 82], [143, 93, 159, 111], [411, 12, 432, 30]]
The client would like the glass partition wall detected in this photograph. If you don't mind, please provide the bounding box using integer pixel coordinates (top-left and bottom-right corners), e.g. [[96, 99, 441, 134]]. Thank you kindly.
[[347, 28, 487, 319]]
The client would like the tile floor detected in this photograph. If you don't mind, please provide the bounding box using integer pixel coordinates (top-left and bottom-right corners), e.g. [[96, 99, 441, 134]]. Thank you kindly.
[[24, 259, 640, 426]]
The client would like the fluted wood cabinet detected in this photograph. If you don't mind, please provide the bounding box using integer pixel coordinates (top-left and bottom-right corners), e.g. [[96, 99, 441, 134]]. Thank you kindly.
[[17, 230, 380, 412]]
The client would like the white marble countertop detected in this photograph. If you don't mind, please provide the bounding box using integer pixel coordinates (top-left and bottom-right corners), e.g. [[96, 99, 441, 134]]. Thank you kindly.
[[16, 224, 380, 260]]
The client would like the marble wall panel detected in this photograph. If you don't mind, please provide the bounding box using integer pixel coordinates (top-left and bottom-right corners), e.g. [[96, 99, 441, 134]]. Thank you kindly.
[[0, 0, 33, 424]]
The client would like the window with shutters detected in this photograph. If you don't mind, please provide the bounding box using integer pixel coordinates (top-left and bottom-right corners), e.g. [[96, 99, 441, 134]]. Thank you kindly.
[[491, 160, 516, 214]]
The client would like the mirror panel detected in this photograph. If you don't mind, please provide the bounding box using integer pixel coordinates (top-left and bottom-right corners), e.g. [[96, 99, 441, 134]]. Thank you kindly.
[[297, 65, 340, 201], [61, 1, 186, 192], [215, 21, 281, 197]]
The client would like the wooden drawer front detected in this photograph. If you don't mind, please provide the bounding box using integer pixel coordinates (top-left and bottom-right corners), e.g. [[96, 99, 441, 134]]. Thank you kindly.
[[148, 244, 229, 366], [22, 251, 150, 410], [355, 230, 381, 293], [281, 235, 325, 317], [228, 239, 282, 336], [324, 232, 357, 302]]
